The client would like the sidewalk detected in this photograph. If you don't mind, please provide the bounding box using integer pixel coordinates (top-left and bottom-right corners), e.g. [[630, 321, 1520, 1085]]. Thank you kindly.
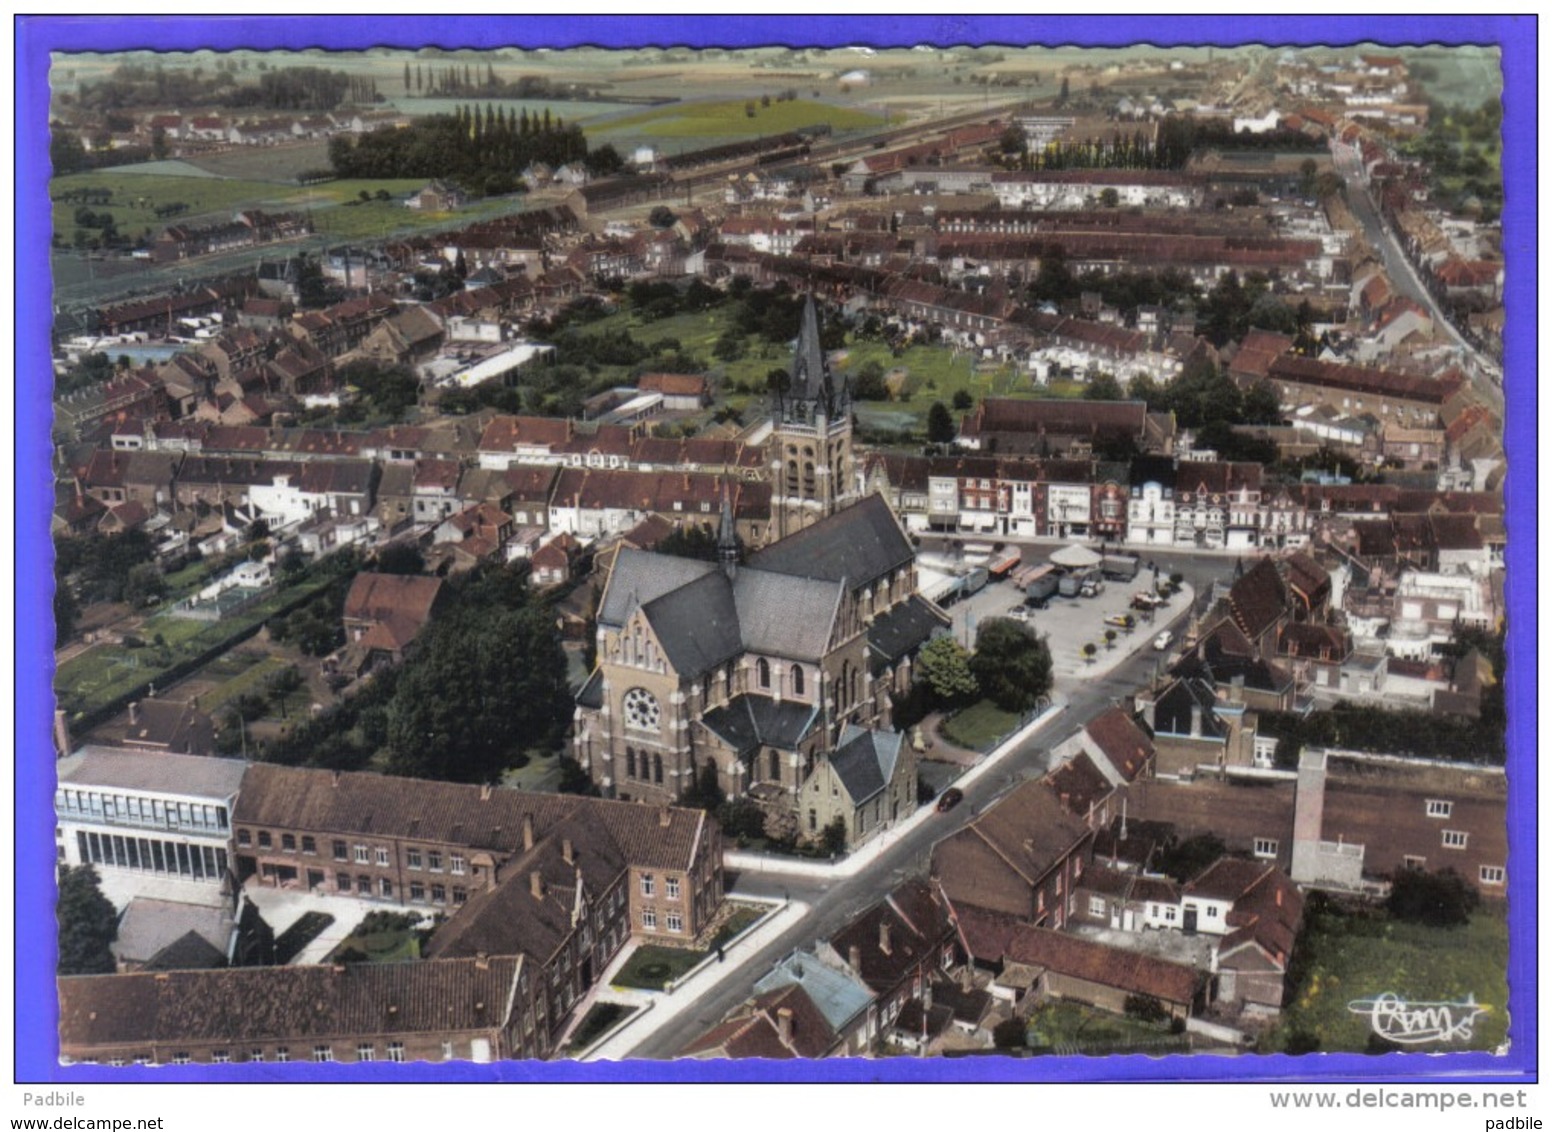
[[578, 697, 1073, 1058], [580, 897, 812, 1061]]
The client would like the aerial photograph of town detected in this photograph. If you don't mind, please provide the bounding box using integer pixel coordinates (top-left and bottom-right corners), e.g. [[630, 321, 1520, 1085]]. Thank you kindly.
[[25, 16, 1529, 1084]]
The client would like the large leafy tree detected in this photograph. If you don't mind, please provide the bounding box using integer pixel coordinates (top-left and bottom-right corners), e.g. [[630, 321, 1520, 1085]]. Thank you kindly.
[[969, 619, 1052, 713], [384, 604, 570, 784], [57, 865, 119, 975], [916, 635, 979, 708], [926, 401, 957, 444]]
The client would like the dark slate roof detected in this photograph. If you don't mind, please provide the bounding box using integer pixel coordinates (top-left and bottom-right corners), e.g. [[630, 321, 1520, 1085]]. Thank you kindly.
[[145, 931, 228, 972], [597, 547, 717, 628], [576, 668, 604, 710], [829, 726, 902, 806], [786, 294, 847, 418], [868, 594, 951, 669], [733, 569, 842, 661], [747, 494, 913, 590], [1152, 678, 1226, 739], [699, 695, 820, 755], [642, 570, 743, 678], [1174, 650, 1292, 696]]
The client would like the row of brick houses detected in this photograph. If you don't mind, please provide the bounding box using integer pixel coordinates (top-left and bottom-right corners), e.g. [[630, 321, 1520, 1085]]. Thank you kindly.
[[56, 755, 723, 1064]]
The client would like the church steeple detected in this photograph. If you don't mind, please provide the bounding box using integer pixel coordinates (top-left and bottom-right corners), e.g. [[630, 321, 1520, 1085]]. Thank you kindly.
[[768, 294, 857, 540], [717, 479, 740, 579]]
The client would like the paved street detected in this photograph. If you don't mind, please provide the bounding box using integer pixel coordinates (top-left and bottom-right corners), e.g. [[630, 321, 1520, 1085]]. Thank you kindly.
[[597, 550, 1234, 1058]]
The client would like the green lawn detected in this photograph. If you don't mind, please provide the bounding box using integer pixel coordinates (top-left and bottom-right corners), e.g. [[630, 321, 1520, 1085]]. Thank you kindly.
[[1269, 900, 1510, 1055], [597, 97, 883, 139], [54, 572, 334, 720], [563, 1003, 637, 1055], [198, 653, 287, 717], [612, 944, 708, 990], [1025, 1001, 1190, 1056], [941, 699, 1022, 750], [710, 906, 764, 950], [51, 170, 309, 237]]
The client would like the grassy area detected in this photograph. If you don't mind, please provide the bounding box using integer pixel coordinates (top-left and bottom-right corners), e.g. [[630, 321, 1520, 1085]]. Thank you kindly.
[[941, 699, 1021, 750], [612, 944, 707, 990], [199, 653, 286, 716], [563, 1003, 637, 1055], [597, 97, 883, 138], [709, 905, 764, 950], [1268, 899, 1509, 1055], [51, 170, 308, 237], [327, 916, 423, 965], [53, 572, 335, 720], [1025, 1001, 1190, 1056]]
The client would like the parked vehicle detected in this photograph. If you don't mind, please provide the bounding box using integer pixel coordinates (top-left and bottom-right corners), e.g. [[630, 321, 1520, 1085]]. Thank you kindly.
[[1024, 568, 1060, 604], [1079, 578, 1106, 598], [936, 787, 965, 813], [1103, 614, 1131, 629], [1153, 630, 1174, 651], [1101, 554, 1141, 582], [1008, 605, 1033, 622]]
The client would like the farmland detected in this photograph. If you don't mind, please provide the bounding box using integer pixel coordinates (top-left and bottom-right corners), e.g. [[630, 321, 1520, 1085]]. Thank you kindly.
[[593, 96, 884, 139]]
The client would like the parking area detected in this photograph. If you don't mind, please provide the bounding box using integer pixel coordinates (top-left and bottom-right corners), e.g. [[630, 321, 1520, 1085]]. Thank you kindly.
[[940, 573, 1189, 680]]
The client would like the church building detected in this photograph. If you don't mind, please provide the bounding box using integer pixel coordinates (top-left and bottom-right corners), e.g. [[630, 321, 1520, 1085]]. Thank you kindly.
[[571, 298, 948, 849]]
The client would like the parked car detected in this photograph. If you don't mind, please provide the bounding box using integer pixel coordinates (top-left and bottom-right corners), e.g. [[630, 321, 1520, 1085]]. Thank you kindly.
[[1103, 614, 1131, 629], [1153, 630, 1173, 651], [1079, 578, 1106, 598], [1008, 605, 1032, 622], [936, 787, 965, 813]]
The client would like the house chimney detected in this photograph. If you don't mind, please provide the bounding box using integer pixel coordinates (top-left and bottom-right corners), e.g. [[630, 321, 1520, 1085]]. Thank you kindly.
[[480, 782, 493, 801], [1190, 704, 1202, 738], [522, 814, 534, 852], [659, 807, 672, 829], [879, 922, 892, 956], [475, 951, 490, 970], [849, 944, 862, 973], [562, 839, 574, 865], [530, 870, 545, 900], [332, 770, 341, 787], [776, 1007, 793, 1046], [127, 701, 140, 727]]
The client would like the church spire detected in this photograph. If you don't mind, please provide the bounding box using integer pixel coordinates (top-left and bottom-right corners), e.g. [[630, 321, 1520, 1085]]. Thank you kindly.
[[717, 479, 740, 579]]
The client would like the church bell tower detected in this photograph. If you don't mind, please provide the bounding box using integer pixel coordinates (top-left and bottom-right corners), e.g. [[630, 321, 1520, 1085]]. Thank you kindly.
[[770, 295, 856, 539]]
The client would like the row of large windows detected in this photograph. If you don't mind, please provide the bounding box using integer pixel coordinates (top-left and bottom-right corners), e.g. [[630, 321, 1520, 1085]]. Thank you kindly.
[[58, 789, 229, 833], [77, 830, 227, 881], [237, 830, 465, 875]]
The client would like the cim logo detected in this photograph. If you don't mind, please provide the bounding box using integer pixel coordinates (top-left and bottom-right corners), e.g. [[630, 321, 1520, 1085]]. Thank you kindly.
[[1346, 992, 1490, 1045]]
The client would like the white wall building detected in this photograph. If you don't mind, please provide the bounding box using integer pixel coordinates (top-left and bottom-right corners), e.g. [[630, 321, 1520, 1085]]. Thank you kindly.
[[57, 748, 246, 910]]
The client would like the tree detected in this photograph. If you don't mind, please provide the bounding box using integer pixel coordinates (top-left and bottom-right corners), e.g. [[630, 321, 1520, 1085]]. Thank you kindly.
[[821, 815, 848, 856], [915, 635, 979, 707], [1099, 186, 1120, 208], [54, 581, 80, 644], [122, 562, 167, 608], [1084, 372, 1124, 401], [1104, 628, 1118, 650], [926, 401, 957, 444], [375, 542, 426, 576], [1154, 832, 1226, 884], [1081, 642, 1098, 665], [1242, 380, 1282, 425], [648, 205, 677, 229], [851, 359, 889, 401], [1387, 866, 1480, 927], [384, 605, 570, 784], [57, 865, 119, 975], [951, 389, 974, 411], [970, 619, 1052, 713]]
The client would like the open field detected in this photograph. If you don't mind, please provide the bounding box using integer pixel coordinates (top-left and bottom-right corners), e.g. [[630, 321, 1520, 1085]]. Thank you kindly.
[[1268, 898, 1509, 1055], [596, 96, 884, 139], [51, 170, 309, 236]]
